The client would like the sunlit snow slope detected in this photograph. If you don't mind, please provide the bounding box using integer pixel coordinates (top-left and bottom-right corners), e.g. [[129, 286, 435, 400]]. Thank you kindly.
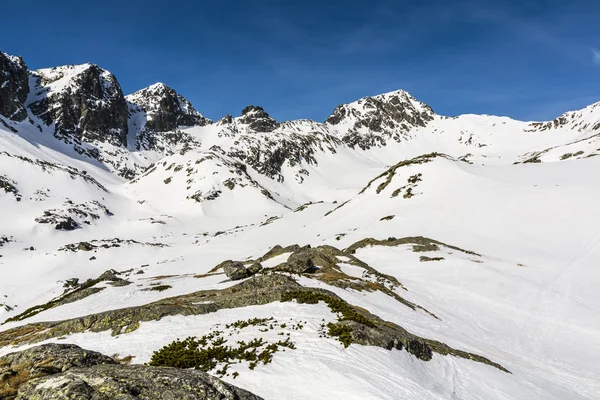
[[1, 51, 599, 399]]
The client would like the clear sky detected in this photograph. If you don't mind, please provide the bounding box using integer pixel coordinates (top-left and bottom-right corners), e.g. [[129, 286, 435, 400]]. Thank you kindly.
[[2, 0, 599, 122]]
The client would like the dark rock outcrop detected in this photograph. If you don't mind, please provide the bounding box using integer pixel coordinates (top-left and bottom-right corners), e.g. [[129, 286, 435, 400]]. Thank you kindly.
[[54, 217, 79, 231], [238, 106, 277, 132], [127, 83, 210, 133], [29, 64, 129, 147], [326, 90, 435, 149], [127, 83, 209, 153], [0, 344, 262, 400], [0, 52, 29, 122], [222, 260, 250, 280], [275, 249, 318, 274]]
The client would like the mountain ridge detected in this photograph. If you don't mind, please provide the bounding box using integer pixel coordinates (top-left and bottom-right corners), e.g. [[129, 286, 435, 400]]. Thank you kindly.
[[1, 50, 600, 399]]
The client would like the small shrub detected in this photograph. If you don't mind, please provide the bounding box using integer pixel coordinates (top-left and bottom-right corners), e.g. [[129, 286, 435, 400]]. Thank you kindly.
[[281, 289, 375, 347], [142, 285, 172, 292], [412, 243, 439, 252], [327, 323, 354, 348], [419, 256, 444, 262]]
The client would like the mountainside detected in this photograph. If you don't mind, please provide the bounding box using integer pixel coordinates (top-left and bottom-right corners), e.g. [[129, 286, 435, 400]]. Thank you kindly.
[[1, 51, 599, 400]]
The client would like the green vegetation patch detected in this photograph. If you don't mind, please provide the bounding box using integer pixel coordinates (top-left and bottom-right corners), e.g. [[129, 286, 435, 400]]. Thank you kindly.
[[281, 290, 375, 347], [281, 290, 374, 327], [142, 285, 172, 292], [149, 318, 296, 377], [327, 322, 354, 348], [419, 256, 445, 262]]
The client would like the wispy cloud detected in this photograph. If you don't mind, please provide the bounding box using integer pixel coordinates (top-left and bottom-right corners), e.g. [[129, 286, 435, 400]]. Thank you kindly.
[[593, 48, 600, 65]]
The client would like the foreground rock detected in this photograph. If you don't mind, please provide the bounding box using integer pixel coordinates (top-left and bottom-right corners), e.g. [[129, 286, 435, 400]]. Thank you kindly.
[[0, 344, 262, 400]]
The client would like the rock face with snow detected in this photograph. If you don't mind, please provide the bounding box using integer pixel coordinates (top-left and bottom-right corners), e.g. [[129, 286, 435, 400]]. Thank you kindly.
[[212, 110, 342, 182], [29, 64, 129, 147], [127, 83, 210, 132], [126, 83, 211, 152], [238, 105, 278, 132], [326, 90, 435, 149], [526, 101, 600, 134], [0, 52, 29, 122]]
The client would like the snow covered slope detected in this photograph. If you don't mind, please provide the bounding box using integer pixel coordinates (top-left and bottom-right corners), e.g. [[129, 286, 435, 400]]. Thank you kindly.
[[1, 51, 599, 400]]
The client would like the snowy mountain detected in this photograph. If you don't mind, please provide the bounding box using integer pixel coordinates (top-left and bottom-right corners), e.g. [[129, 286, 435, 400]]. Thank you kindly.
[[326, 89, 435, 149], [1, 51, 600, 400]]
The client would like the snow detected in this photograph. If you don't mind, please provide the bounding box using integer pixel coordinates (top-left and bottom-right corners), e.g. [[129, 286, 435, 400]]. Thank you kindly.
[[1, 75, 600, 399]]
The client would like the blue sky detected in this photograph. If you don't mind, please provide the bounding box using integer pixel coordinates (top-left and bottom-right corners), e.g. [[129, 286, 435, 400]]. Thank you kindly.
[[2, 0, 599, 122]]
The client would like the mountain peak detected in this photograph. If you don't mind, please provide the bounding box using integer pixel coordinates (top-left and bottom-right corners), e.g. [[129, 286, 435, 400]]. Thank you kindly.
[[127, 82, 210, 136], [238, 105, 277, 132], [324, 88, 435, 149], [28, 61, 129, 147], [147, 82, 169, 90]]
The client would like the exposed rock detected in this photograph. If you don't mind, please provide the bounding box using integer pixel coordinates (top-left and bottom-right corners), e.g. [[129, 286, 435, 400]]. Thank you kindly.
[[0, 151, 109, 193], [29, 64, 129, 147], [257, 244, 301, 262], [127, 83, 210, 132], [0, 52, 29, 121], [16, 364, 263, 399], [0, 343, 115, 399], [0, 236, 13, 247], [58, 238, 167, 253], [239, 105, 277, 132], [246, 262, 263, 275], [127, 83, 210, 153], [0, 343, 116, 375], [275, 249, 318, 274], [325, 90, 434, 149], [345, 235, 480, 256], [0, 274, 507, 373], [54, 217, 79, 231], [0, 176, 21, 201], [35, 200, 113, 230], [0, 344, 262, 400], [2, 269, 131, 324], [222, 260, 250, 280]]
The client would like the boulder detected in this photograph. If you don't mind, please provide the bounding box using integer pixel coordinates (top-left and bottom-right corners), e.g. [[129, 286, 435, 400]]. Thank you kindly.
[[0, 344, 263, 400], [222, 260, 250, 280], [275, 250, 318, 274], [247, 262, 263, 275]]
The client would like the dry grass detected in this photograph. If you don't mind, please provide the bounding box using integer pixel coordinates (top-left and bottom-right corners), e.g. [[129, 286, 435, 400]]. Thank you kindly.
[[112, 354, 135, 365], [0, 324, 47, 348], [0, 363, 36, 399]]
